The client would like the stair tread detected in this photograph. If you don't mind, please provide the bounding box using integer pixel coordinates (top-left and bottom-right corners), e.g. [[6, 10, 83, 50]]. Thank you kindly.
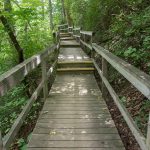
[[58, 61, 93, 64], [57, 68, 95, 71]]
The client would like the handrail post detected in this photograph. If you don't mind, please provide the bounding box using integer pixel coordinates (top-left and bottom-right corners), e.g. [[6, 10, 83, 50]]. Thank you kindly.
[[102, 58, 108, 100], [42, 59, 48, 100], [90, 33, 93, 58], [0, 132, 3, 150], [147, 113, 150, 150]]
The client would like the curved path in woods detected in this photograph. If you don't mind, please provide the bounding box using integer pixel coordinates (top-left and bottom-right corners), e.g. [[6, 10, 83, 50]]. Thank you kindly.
[[27, 33, 125, 150]]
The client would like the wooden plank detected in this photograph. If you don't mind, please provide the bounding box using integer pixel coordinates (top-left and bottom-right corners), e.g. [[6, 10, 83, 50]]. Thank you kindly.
[[43, 103, 106, 107], [73, 27, 81, 31], [38, 118, 113, 124], [41, 60, 48, 100], [40, 110, 110, 115], [102, 58, 108, 99], [39, 114, 111, 119], [33, 127, 118, 134], [57, 68, 94, 72], [35, 122, 116, 129], [0, 44, 56, 97], [42, 106, 109, 112], [80, 31, 93, 36], [93, 43, 150, 99], [30, 133, 121, 141], [93, 60, 148, 150], [60, 40, 80, 47], [28, 140, 124, 148], [28, 148, 125, 150], [147, 113, 150, 150]]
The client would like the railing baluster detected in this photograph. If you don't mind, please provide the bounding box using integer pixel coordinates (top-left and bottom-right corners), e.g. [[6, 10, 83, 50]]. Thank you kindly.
[[102, 58, 108, 100], [42, 59, 48, 100], [147, 113, 150, 150]]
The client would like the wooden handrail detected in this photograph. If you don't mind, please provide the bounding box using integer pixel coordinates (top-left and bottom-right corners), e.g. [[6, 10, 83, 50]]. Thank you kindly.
[[0, 44, 58, 149], [80, 31, 93, 36], [68, 25, 150, 150], [92, 43, 150, 100], [93, 60, 148, 150], [0, 44, 57, 97]]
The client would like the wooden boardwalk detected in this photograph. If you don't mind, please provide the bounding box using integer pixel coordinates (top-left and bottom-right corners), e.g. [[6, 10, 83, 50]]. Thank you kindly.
[[28, 36, 125, 149]]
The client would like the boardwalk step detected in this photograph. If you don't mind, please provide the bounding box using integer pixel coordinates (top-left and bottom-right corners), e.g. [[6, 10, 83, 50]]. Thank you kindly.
[[58, 61, 93, 68], [60, 37, 74, 40], [60, 40, 80, 47], [57, 67, 95, 73]]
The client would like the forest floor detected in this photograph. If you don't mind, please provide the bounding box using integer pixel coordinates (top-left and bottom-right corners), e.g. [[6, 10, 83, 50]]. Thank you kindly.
[[95, 70, 149, 150]]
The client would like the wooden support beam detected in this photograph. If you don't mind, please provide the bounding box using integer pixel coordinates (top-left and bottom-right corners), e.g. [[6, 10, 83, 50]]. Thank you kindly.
[[93, 60, 148, 150], [41, 59, 48, 100], [93, 43, 150, 100], [0, 45, 56, 97], [102, 58, 108, 100], [0, 132, 3, 150], [147, 113, 150, 150]]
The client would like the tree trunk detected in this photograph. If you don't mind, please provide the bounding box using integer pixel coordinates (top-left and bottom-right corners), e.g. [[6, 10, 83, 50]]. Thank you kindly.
[[48, 0, 54, 30], [0, 14, 24, 63], [66, 8, 73, 26], [61, 0, 66, 23]]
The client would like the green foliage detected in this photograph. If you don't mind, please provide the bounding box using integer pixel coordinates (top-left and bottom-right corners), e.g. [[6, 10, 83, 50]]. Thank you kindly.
[[0, 84, 28, 135]]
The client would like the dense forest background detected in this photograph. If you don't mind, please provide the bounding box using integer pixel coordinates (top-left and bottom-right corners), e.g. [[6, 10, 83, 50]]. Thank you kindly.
[[0, 0, 150, 149]]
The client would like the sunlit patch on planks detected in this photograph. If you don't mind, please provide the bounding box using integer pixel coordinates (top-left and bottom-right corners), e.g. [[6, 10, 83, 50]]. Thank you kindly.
[[28, 74, 125, 150], [27, 34, 125, 150]]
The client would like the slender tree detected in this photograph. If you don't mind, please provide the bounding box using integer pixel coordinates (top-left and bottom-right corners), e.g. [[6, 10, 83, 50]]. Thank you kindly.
[[48, 0, 54, 30], [61, 0, 66, 23], [0, 12, 24, 63]]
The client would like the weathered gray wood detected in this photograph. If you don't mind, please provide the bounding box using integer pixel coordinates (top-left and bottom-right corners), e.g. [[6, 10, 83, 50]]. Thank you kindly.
[[73, 35, 81, 38], [28, 148, 125, 150], [80, 31, 93, 36], [80, 39, 92, 50], [93, 60, 148, 150], [93, 43, 150, 99], [3, 81, 43, 149], [27, 33, 125, 150], [28, 140, 124, 148], [39, 114, 111, 119], [0, 132, 3, 150], [102, 58, 108, 99], [0, 44, 56, 97], [60, 40, 80, 47], [31, 133, 121, 141], [147, 113, 150, 150], [41, 60, 48, 100], [3, 60, 57, 149], [28, 73, 124, 149], [36, 122, 115, 129], [33, 127, 118, 134], [38, 118, 113, 123]]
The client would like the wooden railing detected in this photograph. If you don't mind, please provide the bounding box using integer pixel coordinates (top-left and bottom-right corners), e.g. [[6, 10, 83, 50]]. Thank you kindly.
[[59, 24, 150, 150], [0, 44, 59, 149]]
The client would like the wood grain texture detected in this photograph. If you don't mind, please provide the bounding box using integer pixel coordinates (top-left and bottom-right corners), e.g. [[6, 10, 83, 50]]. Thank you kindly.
[[27, 33, 124, 150], [28, 74, 124, 149], [93, 43, 150, 99]]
